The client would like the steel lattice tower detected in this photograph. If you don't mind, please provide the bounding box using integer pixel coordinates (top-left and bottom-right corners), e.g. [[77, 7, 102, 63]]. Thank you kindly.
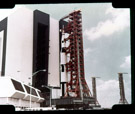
[[118, 73, 128, 104], [91, 77, 100, 106], [60, 10, 92, 98]]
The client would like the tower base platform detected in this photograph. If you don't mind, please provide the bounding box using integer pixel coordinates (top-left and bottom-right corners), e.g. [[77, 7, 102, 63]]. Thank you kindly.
[[45, 97, 99, 109]]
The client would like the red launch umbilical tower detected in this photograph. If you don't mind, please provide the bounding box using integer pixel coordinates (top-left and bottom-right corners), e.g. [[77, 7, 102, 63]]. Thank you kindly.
[[61, 10, 92, 98]]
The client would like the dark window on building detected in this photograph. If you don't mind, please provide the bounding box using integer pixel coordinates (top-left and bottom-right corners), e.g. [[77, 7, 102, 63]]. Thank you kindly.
[[11, 79, 24, 92], [61, 65, 64, 72], [32, 88, 38, 96], [24, 85, 30, 94], [24, 84, 38, 96], [33, 23, 49, 88], [0, 18, 7, 76], [24, 85, 38, 96], [38, 91, 44, 98], [0, 31, 4, 76], [36, 23, 47, 71]]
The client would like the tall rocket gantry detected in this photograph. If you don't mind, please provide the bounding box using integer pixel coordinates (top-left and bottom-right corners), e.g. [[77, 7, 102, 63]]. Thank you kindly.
[[59, 10, 130, 109], [57, 10, 97, 109], [60, 10, 92, 99]]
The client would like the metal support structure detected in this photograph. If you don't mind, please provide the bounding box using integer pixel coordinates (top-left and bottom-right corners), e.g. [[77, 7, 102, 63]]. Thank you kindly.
[[91, 77, 100, 106], [118, 73, 128, 104], [60, 10, 92, 99]]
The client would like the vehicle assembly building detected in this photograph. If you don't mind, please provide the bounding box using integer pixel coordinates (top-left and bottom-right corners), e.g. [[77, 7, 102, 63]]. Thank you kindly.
[[0, 7, 60, 108], [0, 7, 99, 109]]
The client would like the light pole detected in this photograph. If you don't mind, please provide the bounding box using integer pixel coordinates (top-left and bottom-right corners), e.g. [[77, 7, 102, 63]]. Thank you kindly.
[[28, 69, 46, 108], [41, 85, 53, 107]]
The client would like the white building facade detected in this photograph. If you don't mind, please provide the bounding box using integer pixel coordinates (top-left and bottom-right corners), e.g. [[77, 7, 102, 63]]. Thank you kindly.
[[0, 76, 44, 108], [0, 7, 61, 108]]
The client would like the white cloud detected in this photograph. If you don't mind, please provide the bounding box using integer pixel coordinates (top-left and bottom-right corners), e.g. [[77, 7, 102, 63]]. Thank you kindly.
[[120, 55, 131, 68], [0, 5, 26, 21], [96, 79, 119, 108], [95, 78, 131, 108], [124, 79, 131, 104], [84, 48, 93, 57], [84, 7, 130, 41]]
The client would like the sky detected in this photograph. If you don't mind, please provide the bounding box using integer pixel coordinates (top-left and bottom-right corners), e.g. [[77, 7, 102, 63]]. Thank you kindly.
[[0, 3, 131, 108]]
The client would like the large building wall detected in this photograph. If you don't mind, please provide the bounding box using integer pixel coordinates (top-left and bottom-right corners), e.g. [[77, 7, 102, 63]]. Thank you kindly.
[[48, 17, 60, 87], [0, 8, 61, 88], [5, 8, 33, 85], [0, 8, 61, 103]]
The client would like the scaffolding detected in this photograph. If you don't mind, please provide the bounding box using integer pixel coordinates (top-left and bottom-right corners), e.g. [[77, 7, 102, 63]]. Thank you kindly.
[[60, 10, 92, 99], [118, 73, 128, 104], [91, 77, 101, 107]]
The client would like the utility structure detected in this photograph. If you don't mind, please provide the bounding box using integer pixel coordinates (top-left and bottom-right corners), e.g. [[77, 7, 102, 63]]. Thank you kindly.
[[61, 10, 92, 98], [91, 77, 100, 107], [59, 10, 95, 109], [118, 73, 128, 104]]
